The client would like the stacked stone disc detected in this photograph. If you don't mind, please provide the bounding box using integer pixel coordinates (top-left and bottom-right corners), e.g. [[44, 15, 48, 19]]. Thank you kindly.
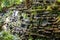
[[9, 0, 60, 40], [22, 0, 60, 40]]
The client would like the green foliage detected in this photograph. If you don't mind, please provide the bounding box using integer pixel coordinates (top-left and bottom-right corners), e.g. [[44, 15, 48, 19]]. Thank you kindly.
[[0, 0, 23, 11], [0, 31, 20, 40], [57, 0, 60, 2]]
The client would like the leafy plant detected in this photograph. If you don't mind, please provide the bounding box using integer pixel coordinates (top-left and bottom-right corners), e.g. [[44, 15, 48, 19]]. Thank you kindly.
[[57, 0, 60, 3], [0, 0, 23, 11], [0, 31, 20, 40]]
